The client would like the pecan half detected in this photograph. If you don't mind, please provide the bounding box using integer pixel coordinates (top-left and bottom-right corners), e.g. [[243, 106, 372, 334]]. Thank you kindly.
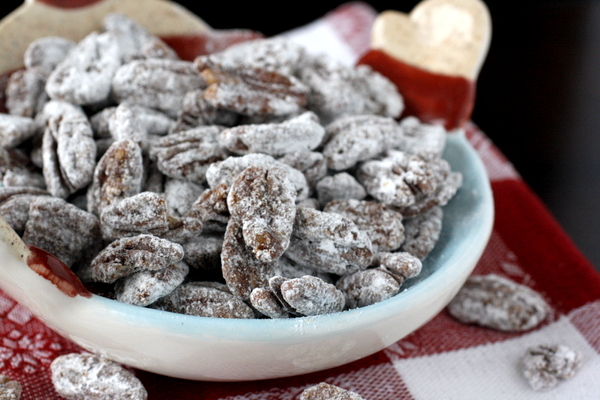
[[46, 32, 121, 105], [219, 111, 325, 156], [0, 113, 37, 149], [324, 199, 404, 253], [447, 274, 550, 332], [155, 281, 255, 318], [221, 217, 279, 300], [205, 153, 309, 202], [227, 165, 296, 262], [149, 125, 227, 184], [24, 36, 76, 81], [357, 150, 437, 208], [41, 101, 97, 198], [4, 68, 48, 118], [51, 353, 147, 400], [196, 57, 309, 116], [285, 207, 374, 275], [322, 114, 402, 170], [90, 234, 184, 283], [22, 196, 102, 268], [112, 58, 206, 117], [86, 139, 143, 216]]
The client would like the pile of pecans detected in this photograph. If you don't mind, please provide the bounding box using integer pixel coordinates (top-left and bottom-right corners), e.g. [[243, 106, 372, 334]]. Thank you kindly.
[[0, 14, 463, 319]]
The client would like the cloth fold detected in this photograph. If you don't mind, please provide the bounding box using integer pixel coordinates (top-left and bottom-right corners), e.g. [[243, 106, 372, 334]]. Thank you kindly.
[[1, 2, 599, 399]]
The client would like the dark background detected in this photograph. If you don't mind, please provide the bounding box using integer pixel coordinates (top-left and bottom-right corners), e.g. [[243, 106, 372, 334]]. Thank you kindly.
[[2, 1, 599, 269]]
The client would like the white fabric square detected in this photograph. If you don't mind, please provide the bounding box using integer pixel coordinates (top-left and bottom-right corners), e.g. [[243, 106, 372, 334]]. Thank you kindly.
[[391, 316, 600, 399]]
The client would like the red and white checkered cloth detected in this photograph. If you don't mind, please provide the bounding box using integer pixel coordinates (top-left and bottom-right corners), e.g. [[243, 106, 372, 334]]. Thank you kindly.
[[2, 2, 600, 399]]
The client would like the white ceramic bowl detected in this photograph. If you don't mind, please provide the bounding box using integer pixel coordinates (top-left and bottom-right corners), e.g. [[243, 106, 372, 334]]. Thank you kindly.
[[0, 130, 493, 381]]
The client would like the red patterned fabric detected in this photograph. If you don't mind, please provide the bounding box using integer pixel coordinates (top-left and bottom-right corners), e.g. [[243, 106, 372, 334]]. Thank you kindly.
[[2, 3, 600, 399]]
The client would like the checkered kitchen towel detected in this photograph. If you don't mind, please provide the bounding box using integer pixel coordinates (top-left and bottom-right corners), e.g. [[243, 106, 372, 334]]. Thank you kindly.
[[2, 2, 600, 399]]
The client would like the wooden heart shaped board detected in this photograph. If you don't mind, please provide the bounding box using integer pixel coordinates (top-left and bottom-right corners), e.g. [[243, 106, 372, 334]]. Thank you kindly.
[[359, 0, 492, 130]]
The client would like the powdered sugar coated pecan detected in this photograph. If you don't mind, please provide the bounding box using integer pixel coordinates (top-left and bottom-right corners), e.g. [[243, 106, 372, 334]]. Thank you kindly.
[[102, 13, 175, 63], [250, 286, 289, 319], [0, 113, 37, 149], [227, 165, 296, 262], [115, 260, 189, 306], [521, 344, 582, 391], [99, 191, 170, 240], [297, 55, 403, 123], [108, 103, 147, 144], [357, 150, 438, 208], [400, 206, 443, 260], [92, 104, 175, 139], [142, 36, 180, 60], [111, 58, 205, 117], [285, 207, 373, 275], [4, 68, 48, 118], [86, 139, 143, 215], [46, 31, 121, 105], [41, 101, 97, 198], [324, 199, 404, 253], [322, 114, 402, 170], [336, 268, 400, 309], [0, 374, 23, 400], [155, 281, 255, 318], [221, 217, 280, 300], [127, 104, 175, 136], [1, 167, 45, 189], [0, 187, 50, 234], [174, 89, 238, 132], [299, 383, 364, 400], [149, 125, 227, 184], [90, 234, 184, 283], [219, 111, 325, 156], [279, 275, 345, 316], [354, 64, 405, 118], [201, 37, 306, 76], [163, 178, 205, 217], [51, 353, 147, 400], [447, 274, 550, 332], [395, 154, 462, 216], [187, 183, 230, 232], [196, 58, 309, 117], [375, 251, 422, 284], [22, 196, 101, 268], [24, 36, 76, 81], [394, 116, 447, 157], [315, 173, 367, 208], [205, 153, 309, 201]]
